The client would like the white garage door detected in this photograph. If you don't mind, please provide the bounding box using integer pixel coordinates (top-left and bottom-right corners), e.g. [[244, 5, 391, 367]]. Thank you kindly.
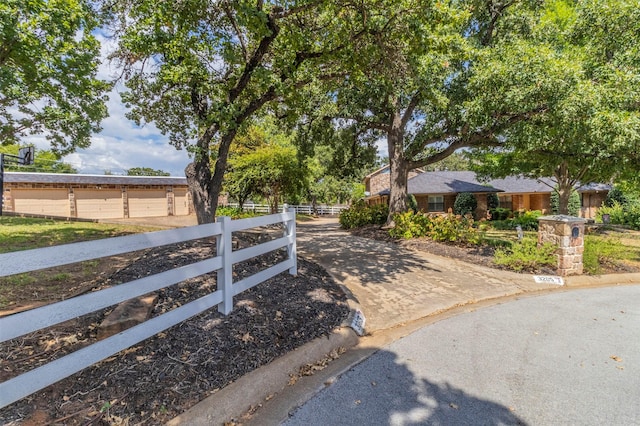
[[13, 189, 69, 217], [128, 189, 168, 218], [173, 188, 190, 216], [75, 189, 123, 219]]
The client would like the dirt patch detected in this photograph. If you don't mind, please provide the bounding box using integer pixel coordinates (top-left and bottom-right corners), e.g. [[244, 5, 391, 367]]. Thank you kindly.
[[0, 236, 349, 425]]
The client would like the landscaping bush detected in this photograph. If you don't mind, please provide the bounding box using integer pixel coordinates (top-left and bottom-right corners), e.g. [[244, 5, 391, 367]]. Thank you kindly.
[[597, 202, 640, 230], [407, 194, 419, 213], [493, 237, 557, 272], [583, 235, 632, 275], [389, 212, 485, 244], [490, 210, 542, 231], [339, 201, 388, 229], [604, 186, 633, 207], [388, 211, 431, 239], [429, 214, 485, 245], [487, 192, 499, 211], [489, 207, 511, 221], [512, 210, 543, 231], [453, 192, 477, 216], [217, 206, 262, 219]]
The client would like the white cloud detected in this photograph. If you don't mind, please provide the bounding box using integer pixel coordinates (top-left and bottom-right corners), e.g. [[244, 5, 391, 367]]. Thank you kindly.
[[65, 135, 191, 176]]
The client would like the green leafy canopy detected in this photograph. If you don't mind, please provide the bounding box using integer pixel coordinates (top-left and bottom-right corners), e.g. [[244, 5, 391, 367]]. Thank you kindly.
[[0, 0, 110, 154]]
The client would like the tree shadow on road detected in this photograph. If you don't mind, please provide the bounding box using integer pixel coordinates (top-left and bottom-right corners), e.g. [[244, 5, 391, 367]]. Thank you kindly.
[[286, 348, 527, 425]]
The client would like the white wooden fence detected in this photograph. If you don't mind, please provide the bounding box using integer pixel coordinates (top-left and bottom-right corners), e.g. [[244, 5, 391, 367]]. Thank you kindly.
[[228, 203, 347, 216], [0, 210, 297, 408]]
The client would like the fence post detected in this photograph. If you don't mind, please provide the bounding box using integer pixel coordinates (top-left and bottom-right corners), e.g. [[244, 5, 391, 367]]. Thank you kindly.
[[286, 207, 297, 275], [217, 216, 233, 315]]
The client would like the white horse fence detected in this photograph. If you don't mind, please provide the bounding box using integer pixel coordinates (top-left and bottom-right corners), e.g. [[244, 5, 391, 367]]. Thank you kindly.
[[227, 203, 348, 215], [0, 209, 297, 408]]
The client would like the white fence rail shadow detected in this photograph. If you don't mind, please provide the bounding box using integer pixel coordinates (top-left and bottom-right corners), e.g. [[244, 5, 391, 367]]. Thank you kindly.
[[0, 209, 297, 408], [227, 203, 348, 216]]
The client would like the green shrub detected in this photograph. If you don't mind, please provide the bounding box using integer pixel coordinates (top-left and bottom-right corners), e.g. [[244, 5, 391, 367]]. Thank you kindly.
[[494, 237, 557, 272], [454, 192, 477, 216], [389, 212, 485, 244], [407, 194, 419, 213], [429, 214, 485, 244], [583, 235, 633, 275], [490, 207, 512, 221], [604, 186, 631, 207], [389, 211, 431, 239], [512, 210, 543, 231], [597, 202, 640, 230], [490, 210, 542, 231], [216, 206, 261, 219], [339, 202, 389, 229], [487, 192, 499, 210]]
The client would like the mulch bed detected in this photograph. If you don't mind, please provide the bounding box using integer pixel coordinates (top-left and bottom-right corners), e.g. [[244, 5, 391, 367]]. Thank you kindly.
[[0, 235, 349, 425]]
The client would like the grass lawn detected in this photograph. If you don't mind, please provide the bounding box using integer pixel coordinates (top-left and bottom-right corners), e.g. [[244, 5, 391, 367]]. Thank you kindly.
[[0, 216, 159, 253], [484, 225, 640, 274], [0, 217, 160, 310]]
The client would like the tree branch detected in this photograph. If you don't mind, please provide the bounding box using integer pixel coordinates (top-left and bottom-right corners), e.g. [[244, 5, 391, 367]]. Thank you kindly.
[[228, 11, 280, 103], [401, 92, 421, 129], [222, 0, 249, 62]]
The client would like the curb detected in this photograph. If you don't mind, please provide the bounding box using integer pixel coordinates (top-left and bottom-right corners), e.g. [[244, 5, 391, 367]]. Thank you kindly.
[[166, 326, 359, 426], [564, 272, 640, 287]]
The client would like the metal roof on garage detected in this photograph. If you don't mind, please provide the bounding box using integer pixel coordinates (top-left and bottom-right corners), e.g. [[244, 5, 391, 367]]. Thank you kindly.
[[4, 172, 188, 186]]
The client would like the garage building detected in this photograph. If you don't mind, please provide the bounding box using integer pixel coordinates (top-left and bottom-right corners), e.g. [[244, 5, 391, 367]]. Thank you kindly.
[[2, 172, 194, 219]]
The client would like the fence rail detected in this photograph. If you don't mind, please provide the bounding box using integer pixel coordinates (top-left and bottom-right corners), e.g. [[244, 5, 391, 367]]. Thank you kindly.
[[227, 203, 348, 216], [0, 210, 297, 408]]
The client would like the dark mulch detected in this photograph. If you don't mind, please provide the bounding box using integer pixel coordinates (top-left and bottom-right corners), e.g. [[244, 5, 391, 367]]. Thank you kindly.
[[0, 235, 349, 425]]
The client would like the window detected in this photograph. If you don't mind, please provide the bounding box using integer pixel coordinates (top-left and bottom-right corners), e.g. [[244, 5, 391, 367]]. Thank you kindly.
[[498, 195, 513, 211], [428, 195, 444, 212]]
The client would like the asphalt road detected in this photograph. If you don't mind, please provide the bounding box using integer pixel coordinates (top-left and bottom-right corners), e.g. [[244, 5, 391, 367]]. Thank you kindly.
[[283, 285, 640, 426]]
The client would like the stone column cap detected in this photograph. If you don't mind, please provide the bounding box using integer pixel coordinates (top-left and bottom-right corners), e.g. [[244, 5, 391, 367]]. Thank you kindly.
[[538, 215, 587, 223]]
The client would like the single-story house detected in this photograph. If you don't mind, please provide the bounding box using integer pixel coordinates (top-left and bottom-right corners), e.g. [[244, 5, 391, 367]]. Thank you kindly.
[[1, 172, 203, 219], [364, 167, 610, 219]]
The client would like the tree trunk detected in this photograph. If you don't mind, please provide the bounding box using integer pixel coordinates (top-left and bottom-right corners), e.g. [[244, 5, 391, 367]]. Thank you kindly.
[[555, 162, 572, 215], [386, 111, 409, 225], [209, 130, 238, 220], [185, 128, 238, 224], [185, 159, 214, 224]]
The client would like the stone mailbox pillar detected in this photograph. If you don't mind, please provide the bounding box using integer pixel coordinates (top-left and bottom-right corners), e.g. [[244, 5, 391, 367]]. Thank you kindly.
[[538, 215, 587, 276]]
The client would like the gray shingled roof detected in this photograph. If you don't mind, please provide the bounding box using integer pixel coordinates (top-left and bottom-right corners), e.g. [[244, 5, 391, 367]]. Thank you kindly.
[[483, 175, 553, 193], [374, 171, 611, 196], [576, 182, 612, 192], [4, 172, 188, 186], [407, 171, 502, 194]]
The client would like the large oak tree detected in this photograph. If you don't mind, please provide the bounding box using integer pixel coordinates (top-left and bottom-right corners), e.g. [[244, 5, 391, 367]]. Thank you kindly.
[[107, 0, 372, 223], [468, 0, 640, 214], [295, 0, 544, 224]]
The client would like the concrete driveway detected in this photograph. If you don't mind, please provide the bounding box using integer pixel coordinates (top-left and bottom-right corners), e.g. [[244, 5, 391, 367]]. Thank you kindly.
[[284, 285, 640, 426]]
